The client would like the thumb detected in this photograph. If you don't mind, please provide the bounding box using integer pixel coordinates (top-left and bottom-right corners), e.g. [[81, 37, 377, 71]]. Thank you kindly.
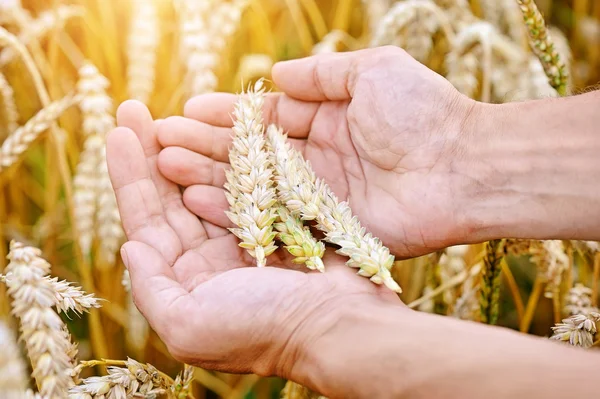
[[121, 241, 189, 333], [271, 47, 394, 102]]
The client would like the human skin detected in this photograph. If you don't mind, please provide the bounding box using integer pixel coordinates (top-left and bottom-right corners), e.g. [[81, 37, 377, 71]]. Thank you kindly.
[[107, 47, 600, 398]]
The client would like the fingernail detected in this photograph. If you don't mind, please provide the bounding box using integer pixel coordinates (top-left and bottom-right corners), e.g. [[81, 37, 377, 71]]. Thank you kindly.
[[121, 246, 129, 269]]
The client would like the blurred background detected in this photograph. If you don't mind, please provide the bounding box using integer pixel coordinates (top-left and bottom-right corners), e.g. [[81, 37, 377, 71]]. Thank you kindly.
[[0, 0, 599, 398]]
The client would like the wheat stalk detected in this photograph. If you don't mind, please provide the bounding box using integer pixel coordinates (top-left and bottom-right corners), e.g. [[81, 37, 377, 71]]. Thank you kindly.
[[266, 125, 401, 293], [127, 0, 159, 104], [0, 94, 77, 171], [0, 320, 29, 395], [2, 241, 79, 398], [0, 71, 18, 136], [0, 5, 83, 66], [225, 79, 278, 267], [516, 0, 569, 96]]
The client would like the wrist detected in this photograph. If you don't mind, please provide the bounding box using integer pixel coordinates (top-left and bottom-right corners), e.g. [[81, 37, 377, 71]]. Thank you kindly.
[[452, 93, 600, 243], [272, 294, 410, 397]]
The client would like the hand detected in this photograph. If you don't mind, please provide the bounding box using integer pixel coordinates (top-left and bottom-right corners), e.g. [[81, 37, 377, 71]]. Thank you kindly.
[[106, 101, 402, 377], [156, 46, 480, 258]]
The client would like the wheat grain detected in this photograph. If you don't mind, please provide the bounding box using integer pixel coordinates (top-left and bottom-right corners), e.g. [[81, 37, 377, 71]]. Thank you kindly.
[[0, 94, 77, 171], [266, 124, 401, 293], [516, 0, 569, 96], [47, 277, 101, 316], [226, 80, 278, 267], [550, 312, 600, 349], [3, 241, 77, 398], [127, 0, 159, 104], [0, 5, 83, 66], [0, 320, 29, 395], [0, 71, 19, 136]]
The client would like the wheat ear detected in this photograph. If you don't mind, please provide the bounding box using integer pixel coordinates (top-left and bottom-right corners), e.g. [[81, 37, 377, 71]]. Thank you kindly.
[[267, 125, 325, 272], [76, 62, 124, 267], [225, 79, 278, 267], [2, 241, 79, 397], [127, 0, 159, 104], [550, 312, 600, 349], [478, 239, 504, 325], [266, 125, 401, 293], [70, 358, 174, 397], [0, 94, 77, 171], [564, 284, 599, 317], [516, 0, 569, 96], [0, 320, 29, 395], [370, 0, 455, 64]]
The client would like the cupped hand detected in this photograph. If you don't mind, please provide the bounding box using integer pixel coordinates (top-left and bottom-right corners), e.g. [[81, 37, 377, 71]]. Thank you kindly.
[[107, 101, 401, 376], [156, 46, 480, 258]]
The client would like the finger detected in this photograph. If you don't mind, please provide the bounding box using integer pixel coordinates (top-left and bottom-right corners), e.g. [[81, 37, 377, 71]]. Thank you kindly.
[[116, 100, 208, 249], [183, 185, 233, 229], [157, 116, 307, 164], [157, 116, 232, 163], [158, 147, 229, 188], [121, 241, 192, 335], [183, 92, 320, 138], [106, 127, 181, 264], [201, 220, 229, 239], [271, 47, 397, 102]]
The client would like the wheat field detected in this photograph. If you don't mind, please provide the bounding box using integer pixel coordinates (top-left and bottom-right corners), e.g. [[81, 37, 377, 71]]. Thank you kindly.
[[0, 0, 599, 398]]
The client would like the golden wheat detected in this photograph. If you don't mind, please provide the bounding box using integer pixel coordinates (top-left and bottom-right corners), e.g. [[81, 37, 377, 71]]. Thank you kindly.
[[0, 94, 77, 171]]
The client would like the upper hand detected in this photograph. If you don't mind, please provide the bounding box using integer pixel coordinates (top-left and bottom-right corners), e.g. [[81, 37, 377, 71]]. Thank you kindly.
[[157, 46, 480, 258]]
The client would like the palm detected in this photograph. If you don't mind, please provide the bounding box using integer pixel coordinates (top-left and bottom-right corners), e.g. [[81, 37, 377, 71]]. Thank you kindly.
[[163, 49, 470, 258], [108, 101, 397, 372]]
